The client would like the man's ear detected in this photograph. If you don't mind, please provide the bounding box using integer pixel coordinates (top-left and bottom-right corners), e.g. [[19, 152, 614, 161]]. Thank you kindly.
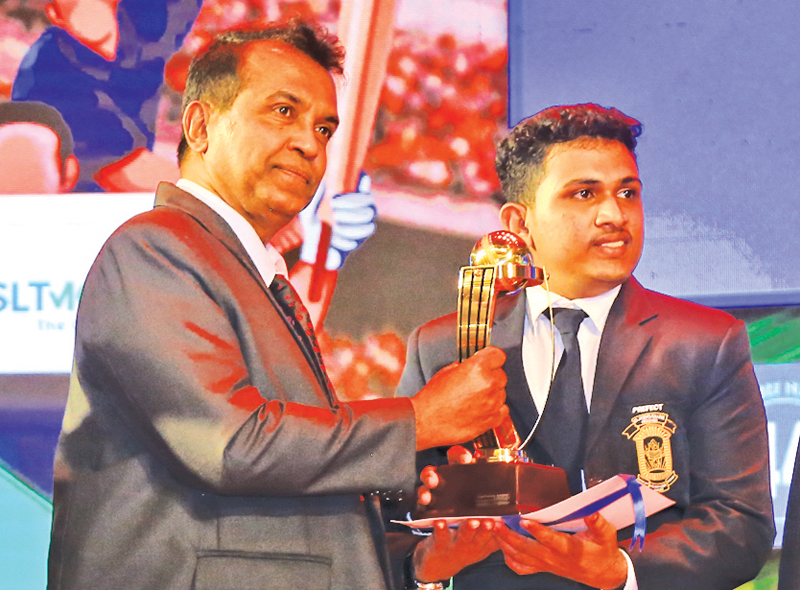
[[499, 202, 534, 249], [182, 101, 211, 155], [59, 154, 79, 192]]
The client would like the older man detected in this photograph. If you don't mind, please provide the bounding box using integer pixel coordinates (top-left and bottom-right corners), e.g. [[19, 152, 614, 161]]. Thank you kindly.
[[398, 104, 774, 589], [48, 23, 510, 590]]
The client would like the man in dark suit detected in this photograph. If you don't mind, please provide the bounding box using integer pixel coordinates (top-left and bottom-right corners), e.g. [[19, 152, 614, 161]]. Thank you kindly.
[[48, 24, 512, 590], [397, 104, 774, 589]]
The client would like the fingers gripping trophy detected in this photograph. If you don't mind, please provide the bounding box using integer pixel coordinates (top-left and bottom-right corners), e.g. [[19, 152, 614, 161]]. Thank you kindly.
[[418, 231, 571, 518]]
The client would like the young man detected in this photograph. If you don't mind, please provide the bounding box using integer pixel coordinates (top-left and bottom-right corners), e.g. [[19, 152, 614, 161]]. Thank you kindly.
[[398, 104, 774, 589], [49, 23, 511, 590]]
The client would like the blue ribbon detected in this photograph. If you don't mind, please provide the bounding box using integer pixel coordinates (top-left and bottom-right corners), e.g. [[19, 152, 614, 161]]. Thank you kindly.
[[501, 475, 647, 551], [623, 474, 647, 551]]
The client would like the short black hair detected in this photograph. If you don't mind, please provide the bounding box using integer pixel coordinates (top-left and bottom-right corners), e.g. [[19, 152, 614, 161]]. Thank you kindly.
[[496, 103, 642, 204], [177, 21, 345, 163], [0, 100, 74, 172]]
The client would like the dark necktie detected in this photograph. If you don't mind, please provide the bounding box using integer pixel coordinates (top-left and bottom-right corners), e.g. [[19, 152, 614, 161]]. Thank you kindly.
[[533, 307, 588, 494], [271, 276, 390, 586], [269, 275, 334, 397]]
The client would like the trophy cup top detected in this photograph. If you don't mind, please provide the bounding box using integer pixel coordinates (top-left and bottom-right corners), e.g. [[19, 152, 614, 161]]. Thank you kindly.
[[469, 230, 540, 292]]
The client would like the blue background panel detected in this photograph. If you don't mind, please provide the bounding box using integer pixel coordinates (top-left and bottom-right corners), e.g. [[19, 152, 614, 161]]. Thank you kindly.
[[508, 0, 800, 305]]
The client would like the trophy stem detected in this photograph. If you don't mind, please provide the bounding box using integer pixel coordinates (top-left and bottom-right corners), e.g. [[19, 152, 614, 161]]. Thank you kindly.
[[458, 264, 527, 456]]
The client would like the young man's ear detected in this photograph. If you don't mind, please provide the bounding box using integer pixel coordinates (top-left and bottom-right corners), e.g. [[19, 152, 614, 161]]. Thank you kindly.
[[499, 202, 535, 250]]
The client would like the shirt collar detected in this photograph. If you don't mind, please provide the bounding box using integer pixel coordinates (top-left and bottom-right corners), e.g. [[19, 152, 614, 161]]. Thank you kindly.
[[176, 178, 287, 285], [525, 283, 622, 334]]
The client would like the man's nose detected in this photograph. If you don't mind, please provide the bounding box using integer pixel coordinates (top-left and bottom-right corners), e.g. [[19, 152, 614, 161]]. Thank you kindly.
[[595, 194, 627, 227], [287, 122, 320, 159]]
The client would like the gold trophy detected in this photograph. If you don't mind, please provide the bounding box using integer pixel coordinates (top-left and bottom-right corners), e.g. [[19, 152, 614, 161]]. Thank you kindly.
[[417, 231, 571, 518]]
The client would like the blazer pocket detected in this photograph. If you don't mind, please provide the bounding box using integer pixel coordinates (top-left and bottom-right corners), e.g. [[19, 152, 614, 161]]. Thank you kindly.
[[193, 551, 332, 590]]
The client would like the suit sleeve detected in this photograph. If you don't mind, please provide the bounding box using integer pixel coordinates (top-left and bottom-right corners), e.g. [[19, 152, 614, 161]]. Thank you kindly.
[[395, 324, 454, 471], [627, 321, 775, 589], [397, 326, 427, 398], [72, 220, 417, 498]]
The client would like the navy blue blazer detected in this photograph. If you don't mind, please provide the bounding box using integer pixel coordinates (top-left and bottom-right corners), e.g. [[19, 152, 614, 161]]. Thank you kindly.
[[397, 278, 774, 590]]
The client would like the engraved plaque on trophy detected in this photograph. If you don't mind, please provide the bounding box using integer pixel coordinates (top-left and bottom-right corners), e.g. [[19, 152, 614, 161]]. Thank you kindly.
[[417, 231, 571, 518]]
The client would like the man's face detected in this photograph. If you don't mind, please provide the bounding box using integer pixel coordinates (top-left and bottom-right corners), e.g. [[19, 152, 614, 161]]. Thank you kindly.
[[505, 138, 643, 299], [202, 41, 339, 241]]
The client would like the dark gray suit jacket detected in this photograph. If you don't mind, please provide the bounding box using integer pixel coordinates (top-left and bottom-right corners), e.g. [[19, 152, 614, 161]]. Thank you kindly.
[[397, 278, 774, 590], [48, 183, 418, 590]]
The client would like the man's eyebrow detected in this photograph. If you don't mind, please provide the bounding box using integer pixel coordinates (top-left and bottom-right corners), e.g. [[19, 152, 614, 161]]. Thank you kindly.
[[266, 91, 301, 104], [564, 178, 602, 188], [563, 176, 642, 188]]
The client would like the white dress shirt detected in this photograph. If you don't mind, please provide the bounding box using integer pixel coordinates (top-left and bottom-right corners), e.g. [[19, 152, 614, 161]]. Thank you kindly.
[[521, 284, 621, 415], [521, 282, 637, 589], [176, 179, 287, 285]]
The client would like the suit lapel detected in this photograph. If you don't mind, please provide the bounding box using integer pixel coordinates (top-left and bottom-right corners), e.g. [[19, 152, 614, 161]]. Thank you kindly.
[[153, 183, 336, 405], [586, 278, 657, 452], [491, 292, 539, 436], [154, 182, 272, 300]]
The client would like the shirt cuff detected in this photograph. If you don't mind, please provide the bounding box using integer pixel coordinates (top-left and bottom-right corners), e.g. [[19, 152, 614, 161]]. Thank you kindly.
[[619, 549, 638, 590]]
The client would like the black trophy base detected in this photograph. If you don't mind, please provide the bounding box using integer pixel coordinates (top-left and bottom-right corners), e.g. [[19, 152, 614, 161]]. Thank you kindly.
[[416, 461, 571, 518]]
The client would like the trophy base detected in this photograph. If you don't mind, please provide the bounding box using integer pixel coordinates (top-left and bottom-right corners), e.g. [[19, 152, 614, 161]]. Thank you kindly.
[[416, 461, 571, 518]]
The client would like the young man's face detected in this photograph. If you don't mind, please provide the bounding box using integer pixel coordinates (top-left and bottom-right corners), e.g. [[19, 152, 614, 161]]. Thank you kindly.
[[502, 137, 644, 299], [201, 40, 339, 242]]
